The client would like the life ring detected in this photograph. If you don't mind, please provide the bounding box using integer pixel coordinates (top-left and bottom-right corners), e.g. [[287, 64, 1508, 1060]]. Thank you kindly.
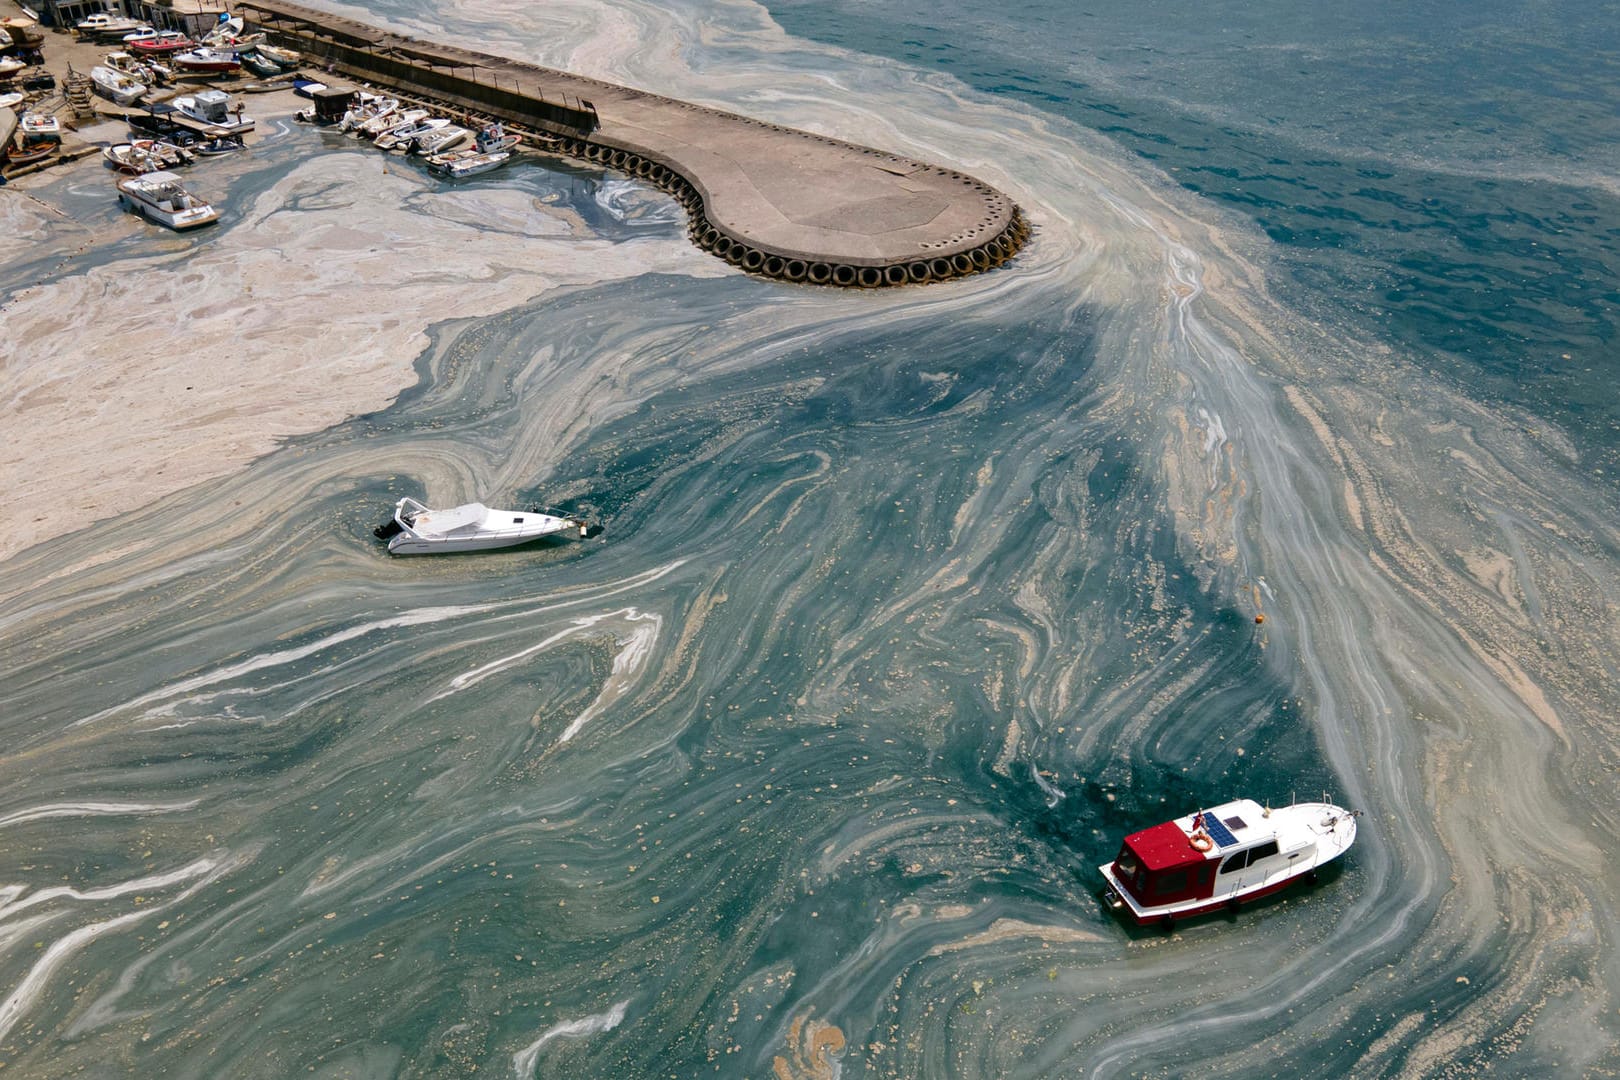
[[1189, 831, 1213, 852]]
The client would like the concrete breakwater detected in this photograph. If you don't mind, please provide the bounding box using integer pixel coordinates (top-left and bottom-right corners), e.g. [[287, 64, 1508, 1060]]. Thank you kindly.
[[238, 0, 1029, 286]]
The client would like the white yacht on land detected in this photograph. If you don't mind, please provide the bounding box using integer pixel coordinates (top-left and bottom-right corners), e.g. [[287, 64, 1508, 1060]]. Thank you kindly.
[[90, 64, 147, 105], [1099, 797, 1359, 929], [116, 171, 218, 230], [173, 89, 253, 134], [374, 497, 597, 555]]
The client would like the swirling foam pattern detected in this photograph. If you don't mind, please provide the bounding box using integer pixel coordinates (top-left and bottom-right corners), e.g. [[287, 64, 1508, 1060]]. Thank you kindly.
[[2, 0, 1616, 1075]]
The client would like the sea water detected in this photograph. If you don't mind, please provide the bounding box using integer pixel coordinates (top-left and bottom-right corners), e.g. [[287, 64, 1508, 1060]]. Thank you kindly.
[[1, 0, 1616, 1076]]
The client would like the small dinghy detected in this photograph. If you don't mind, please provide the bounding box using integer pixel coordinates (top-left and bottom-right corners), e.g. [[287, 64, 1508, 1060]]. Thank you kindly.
[[1099, 797, 1359, 929], [192, 135, 244, 156], [429, 149, 511, 178], [374, 115, 447, 151], [361, 106, 425, 139], [253, 43, 300, 68], [4, 139, 54, 166], [374, 497, 598, 555], [411, 123, 471, 156], [104, 139, 194, 173]]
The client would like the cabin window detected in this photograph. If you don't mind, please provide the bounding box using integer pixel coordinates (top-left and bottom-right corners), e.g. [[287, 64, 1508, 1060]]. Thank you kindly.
[[1151, 869, 1190, 896], [513, 516, 524, 523], [1220, 852, 1247, 874], [1247, 840, 1279, 864], [1114, 845, 1140, 880]]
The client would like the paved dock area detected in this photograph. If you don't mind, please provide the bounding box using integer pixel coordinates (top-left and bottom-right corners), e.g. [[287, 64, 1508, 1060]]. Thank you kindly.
[[239, 0, 1027, 284]]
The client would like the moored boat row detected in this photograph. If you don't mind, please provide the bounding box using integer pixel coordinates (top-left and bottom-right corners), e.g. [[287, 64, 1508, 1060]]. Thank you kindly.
[[302, 89, 522, 179]]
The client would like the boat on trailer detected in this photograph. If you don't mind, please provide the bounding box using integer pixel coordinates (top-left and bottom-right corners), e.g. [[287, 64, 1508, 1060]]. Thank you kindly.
[[1099, 797, 1359, 929], [374, 497, 598, 555]]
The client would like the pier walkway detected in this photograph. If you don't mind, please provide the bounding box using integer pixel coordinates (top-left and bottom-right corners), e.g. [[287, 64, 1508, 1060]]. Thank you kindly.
[[239, 0, 1027, 286]]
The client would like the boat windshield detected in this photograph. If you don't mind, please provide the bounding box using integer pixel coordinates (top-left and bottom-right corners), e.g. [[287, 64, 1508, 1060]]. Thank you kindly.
[[1114, 844, 1140, 880]]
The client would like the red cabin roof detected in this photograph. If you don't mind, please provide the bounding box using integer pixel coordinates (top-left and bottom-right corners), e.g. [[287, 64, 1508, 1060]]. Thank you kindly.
[[1125, 821, 1208, 871]]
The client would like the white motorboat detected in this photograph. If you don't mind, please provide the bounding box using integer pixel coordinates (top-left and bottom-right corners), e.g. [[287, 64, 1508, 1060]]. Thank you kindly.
[[90, 64, 147, 105], [373, 115, 447, 151], [338, 95, 396, 133], [374, 497, 595, 555], [361, 105, 424, 139], [116, 170, 218, 230], [0, 56, 25, 78], [103, 138, 193, 172], [173, 89, 253, 134], [412, 124, 471, 156], [199, 15, 246, 46], [0, 92, 24, 110], [1099, 797, 1360, 929], [430, 149, 511, 178], [118, 25, 159, 43], [76, 13, 144, 38]]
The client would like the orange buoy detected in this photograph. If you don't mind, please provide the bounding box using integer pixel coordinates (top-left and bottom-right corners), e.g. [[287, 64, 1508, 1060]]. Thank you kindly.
[[1254, 614, 1265, 624]]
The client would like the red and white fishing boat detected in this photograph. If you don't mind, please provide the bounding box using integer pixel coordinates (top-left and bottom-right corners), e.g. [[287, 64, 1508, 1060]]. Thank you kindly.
[[171, 47, 240, 75], [1099, 797, 1359, 928], [129, 31, 194, 55]]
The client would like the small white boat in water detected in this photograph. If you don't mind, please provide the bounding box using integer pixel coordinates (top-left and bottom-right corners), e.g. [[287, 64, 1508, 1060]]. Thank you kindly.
[[374, 497, 596, 555], [117, 170, 218, 229], [374, 115, 447, 151], [338, 94, 396, 132], [90, 64, 147, 105], [104, 138, 194, 172], [361, 105, 424, 139], [427, 123, 518, 175], [1099, 797, 1360, 929], [413, 124, 471, 156], [430, 149, 511, 178]]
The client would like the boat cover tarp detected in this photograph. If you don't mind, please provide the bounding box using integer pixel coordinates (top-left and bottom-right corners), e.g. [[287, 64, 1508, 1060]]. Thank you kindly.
[[412, 502, 487, 535], [1124, 821, 1208, 872]]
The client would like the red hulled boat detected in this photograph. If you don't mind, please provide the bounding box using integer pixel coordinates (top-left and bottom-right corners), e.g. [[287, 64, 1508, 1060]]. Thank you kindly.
[[1099, 797, 1359, 928]]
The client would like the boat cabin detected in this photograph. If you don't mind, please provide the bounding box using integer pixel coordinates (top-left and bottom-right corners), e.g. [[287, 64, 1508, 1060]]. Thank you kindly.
[[182, 88, 231, 123], [307, 86, 358, 124], [1108, 798, 1307, 908]]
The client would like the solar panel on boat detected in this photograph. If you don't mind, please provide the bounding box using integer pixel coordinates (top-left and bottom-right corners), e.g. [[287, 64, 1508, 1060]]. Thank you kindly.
[[1201, 814, 1238, 849]]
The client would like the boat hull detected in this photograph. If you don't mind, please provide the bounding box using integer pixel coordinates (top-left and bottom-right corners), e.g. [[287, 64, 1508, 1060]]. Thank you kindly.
[[387, 526, 575, 555], [380, 497, 590, 555]]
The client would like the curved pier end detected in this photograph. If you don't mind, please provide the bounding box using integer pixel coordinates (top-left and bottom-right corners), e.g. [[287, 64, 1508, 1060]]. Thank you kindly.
[[239, 0, 1030, 286]]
